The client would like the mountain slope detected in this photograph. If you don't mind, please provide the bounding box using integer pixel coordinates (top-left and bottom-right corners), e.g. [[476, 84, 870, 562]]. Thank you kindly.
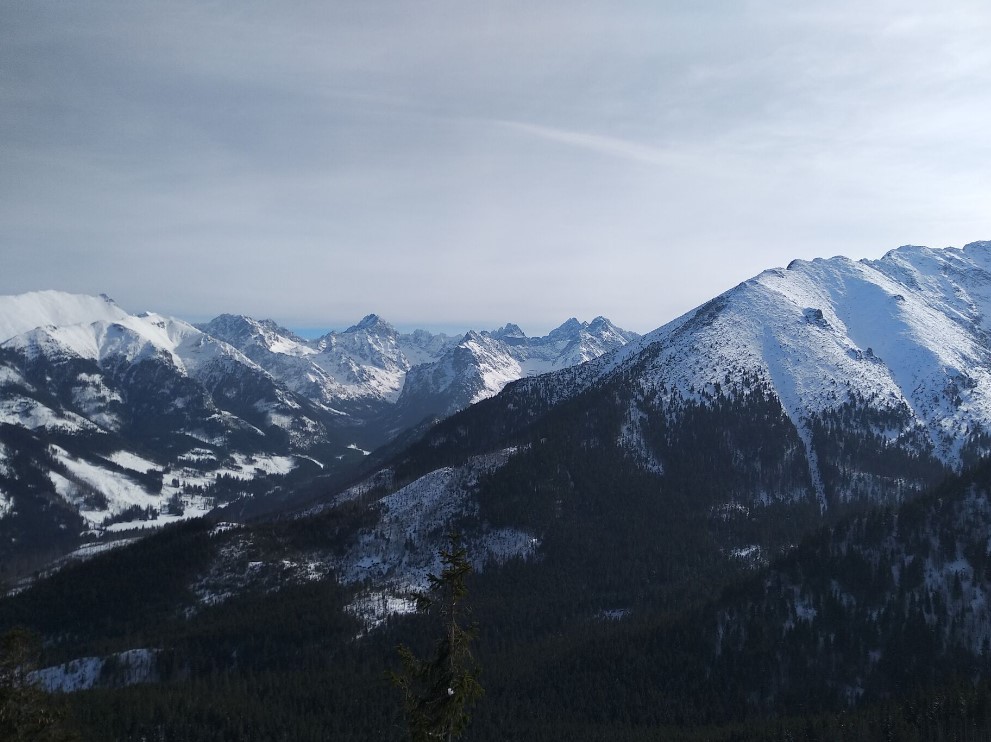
[[451, 242, 991, 510], [322, 242, 991, 637], [0, 295, 333, 571], [707, 455, 991, 715]]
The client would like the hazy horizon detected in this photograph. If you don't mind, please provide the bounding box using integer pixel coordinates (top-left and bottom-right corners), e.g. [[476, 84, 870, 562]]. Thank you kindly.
[[4, 2, 991, 334]]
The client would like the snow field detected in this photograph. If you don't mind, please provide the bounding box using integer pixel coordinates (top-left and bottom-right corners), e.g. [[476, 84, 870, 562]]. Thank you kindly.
[[30, 648, 159, 693], [0, 394, 97, 433], [44, 444, 297, 530]]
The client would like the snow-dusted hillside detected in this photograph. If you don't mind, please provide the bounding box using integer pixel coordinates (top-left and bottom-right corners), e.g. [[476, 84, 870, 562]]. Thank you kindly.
[[628, 244, 991, 456], [0, 295, 327, 446]]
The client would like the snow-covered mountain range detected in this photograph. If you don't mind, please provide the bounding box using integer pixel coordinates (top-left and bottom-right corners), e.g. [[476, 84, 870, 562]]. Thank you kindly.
[[0, 291, 636, 568], [6, 240, 991, 582], [198, 312, 639, 426], [218, 241, 991, 629], [196, 313, 453, 414]]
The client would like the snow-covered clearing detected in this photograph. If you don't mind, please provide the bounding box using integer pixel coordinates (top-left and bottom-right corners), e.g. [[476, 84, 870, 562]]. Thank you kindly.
[[104, 450, 160, 472], [49, 447, 160, 523], [30, 648, 159, 693], [0, 394, 97, 433]]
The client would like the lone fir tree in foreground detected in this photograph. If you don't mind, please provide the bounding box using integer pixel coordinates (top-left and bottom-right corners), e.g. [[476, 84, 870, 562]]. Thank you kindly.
[[392, 533, 483, 742]]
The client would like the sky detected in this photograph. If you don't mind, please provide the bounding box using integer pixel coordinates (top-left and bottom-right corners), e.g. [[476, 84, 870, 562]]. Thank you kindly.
[[3, 1, 991, 336]]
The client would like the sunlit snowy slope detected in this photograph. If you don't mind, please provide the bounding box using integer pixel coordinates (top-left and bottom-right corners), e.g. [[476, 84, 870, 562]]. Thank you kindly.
[[501, 242, 991, 506]]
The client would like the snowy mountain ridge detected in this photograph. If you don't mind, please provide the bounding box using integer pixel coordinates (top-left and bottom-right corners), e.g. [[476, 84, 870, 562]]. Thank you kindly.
[[635, 243, 991, 457], [201, 310, 640, 430], [492, 242, 991, 508], [0, 295, 335, 557], [0, 291, 636, 569], [0, 291, 128, 342], [198, 313, 457, 411]]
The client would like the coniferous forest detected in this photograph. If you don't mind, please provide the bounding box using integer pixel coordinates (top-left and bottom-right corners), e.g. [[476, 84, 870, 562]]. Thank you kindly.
[[5, 376, 991, 741]]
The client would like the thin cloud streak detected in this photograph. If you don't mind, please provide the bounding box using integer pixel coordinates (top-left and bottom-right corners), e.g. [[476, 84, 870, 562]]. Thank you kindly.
[[498, 121, 682, 168]]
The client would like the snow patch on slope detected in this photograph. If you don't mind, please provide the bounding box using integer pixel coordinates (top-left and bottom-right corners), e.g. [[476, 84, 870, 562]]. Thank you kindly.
[[0, 441, 10, 520], [30, 648, 159, 693], [103, 450, 160, 473], [0, 394, 98, 433], [618, 405, 665, 475], [49, 446, 159, 524]]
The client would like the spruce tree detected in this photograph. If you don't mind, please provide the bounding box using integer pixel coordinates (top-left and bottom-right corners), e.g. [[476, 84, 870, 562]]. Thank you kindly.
[[392, 533, 483, 742]]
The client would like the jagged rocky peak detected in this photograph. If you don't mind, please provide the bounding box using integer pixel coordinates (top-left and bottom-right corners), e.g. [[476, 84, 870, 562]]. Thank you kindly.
[[344, 313, 396, 336], [199, 313, 257, 337], [453, 330, 502, 357], [201, 313, 295, 337], [585, 315, 640, 342], [257, 318, 305, 342], [489, 323, 526, 340], [548, 317, 585, 339], [587, 316, 611, 331]]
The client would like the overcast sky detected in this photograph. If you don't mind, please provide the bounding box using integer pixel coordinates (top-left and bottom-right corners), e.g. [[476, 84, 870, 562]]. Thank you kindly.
[[3, 1, 991, 335]]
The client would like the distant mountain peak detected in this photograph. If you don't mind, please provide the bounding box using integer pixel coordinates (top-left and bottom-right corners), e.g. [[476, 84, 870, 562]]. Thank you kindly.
[[345, 314, 394, 334], [587, 316, 613, 332], [548, 318, 584, 339], [490, 323, 526, 340], [256, 318, 305, 342]]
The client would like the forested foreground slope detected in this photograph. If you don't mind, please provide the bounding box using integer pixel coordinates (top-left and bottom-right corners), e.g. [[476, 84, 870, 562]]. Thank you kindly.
[[6, 433, 991, 739]]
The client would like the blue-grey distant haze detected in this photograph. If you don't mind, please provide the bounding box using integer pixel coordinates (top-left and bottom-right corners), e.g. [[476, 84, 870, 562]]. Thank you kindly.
[[3, 2, 990, 335]]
